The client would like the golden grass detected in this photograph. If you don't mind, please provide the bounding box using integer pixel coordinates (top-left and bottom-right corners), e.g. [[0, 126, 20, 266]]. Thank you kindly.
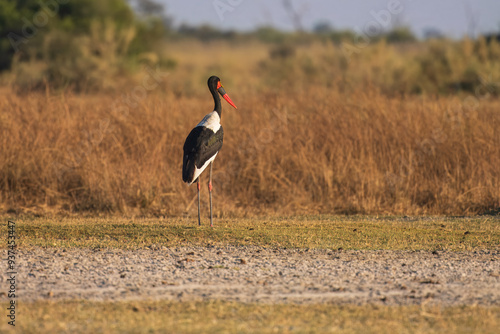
[[0, 40, 499, 216], [10, 216, 500, 251], [2, 300, 498, 334]]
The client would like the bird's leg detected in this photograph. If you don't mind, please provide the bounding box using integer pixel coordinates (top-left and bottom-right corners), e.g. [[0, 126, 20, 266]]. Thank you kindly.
[[197, 176, 201, 226], [209, 162, 213, 227]]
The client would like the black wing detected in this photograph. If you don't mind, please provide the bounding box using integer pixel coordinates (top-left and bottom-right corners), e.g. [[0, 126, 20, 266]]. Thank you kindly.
[[182, 126, 224, 183]]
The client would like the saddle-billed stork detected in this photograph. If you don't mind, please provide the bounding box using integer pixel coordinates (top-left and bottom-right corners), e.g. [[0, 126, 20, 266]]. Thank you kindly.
[[182, 76, 237, 226]]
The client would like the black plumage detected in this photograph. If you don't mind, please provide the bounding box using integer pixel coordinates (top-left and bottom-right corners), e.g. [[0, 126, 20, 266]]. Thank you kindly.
[[182, 126, 224, 184]]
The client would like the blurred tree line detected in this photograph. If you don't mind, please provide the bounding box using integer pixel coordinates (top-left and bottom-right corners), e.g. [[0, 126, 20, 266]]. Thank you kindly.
[[2, 0, 498, 93], [0, 0, 169, 90], [173, 23, 417, 45]]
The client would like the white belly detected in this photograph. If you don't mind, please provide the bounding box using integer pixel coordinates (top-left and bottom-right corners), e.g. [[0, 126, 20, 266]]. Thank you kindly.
[[190, 152, 218, 184]]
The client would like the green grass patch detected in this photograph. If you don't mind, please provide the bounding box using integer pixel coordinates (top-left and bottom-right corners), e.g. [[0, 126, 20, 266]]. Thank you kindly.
[[5, 215, 500, 250], [1, 300, 498, 334]]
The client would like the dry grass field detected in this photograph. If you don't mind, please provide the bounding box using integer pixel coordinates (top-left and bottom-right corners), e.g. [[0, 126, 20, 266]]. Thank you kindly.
[[1, 39, 499, 217], [2, 4, 500, 332]]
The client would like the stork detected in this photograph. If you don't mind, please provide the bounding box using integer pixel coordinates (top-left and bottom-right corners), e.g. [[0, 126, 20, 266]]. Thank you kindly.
[[182, 76, 237, 226]]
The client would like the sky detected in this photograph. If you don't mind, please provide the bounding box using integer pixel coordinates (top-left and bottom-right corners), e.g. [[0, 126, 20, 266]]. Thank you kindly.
[[156, 0, 500, 38]]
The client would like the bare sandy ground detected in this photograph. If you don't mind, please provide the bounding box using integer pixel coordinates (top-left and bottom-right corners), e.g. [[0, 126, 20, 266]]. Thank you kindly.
[[2, 247, 499, 306]]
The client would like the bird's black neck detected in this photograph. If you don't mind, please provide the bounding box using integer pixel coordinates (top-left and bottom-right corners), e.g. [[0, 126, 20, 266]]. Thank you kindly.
[[211, 86, 222, 117]]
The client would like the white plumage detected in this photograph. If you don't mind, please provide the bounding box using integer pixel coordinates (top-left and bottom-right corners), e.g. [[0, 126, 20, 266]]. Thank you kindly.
[[189, 152, 218, 185], [197, 111, 221, 132]]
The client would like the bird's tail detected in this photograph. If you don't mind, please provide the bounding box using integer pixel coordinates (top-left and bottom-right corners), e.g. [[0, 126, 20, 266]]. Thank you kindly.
[[182, 155, 196, 184]]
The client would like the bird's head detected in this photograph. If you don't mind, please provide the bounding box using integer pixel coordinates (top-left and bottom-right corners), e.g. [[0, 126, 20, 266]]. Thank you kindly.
[[208, 76, 237, 109]]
